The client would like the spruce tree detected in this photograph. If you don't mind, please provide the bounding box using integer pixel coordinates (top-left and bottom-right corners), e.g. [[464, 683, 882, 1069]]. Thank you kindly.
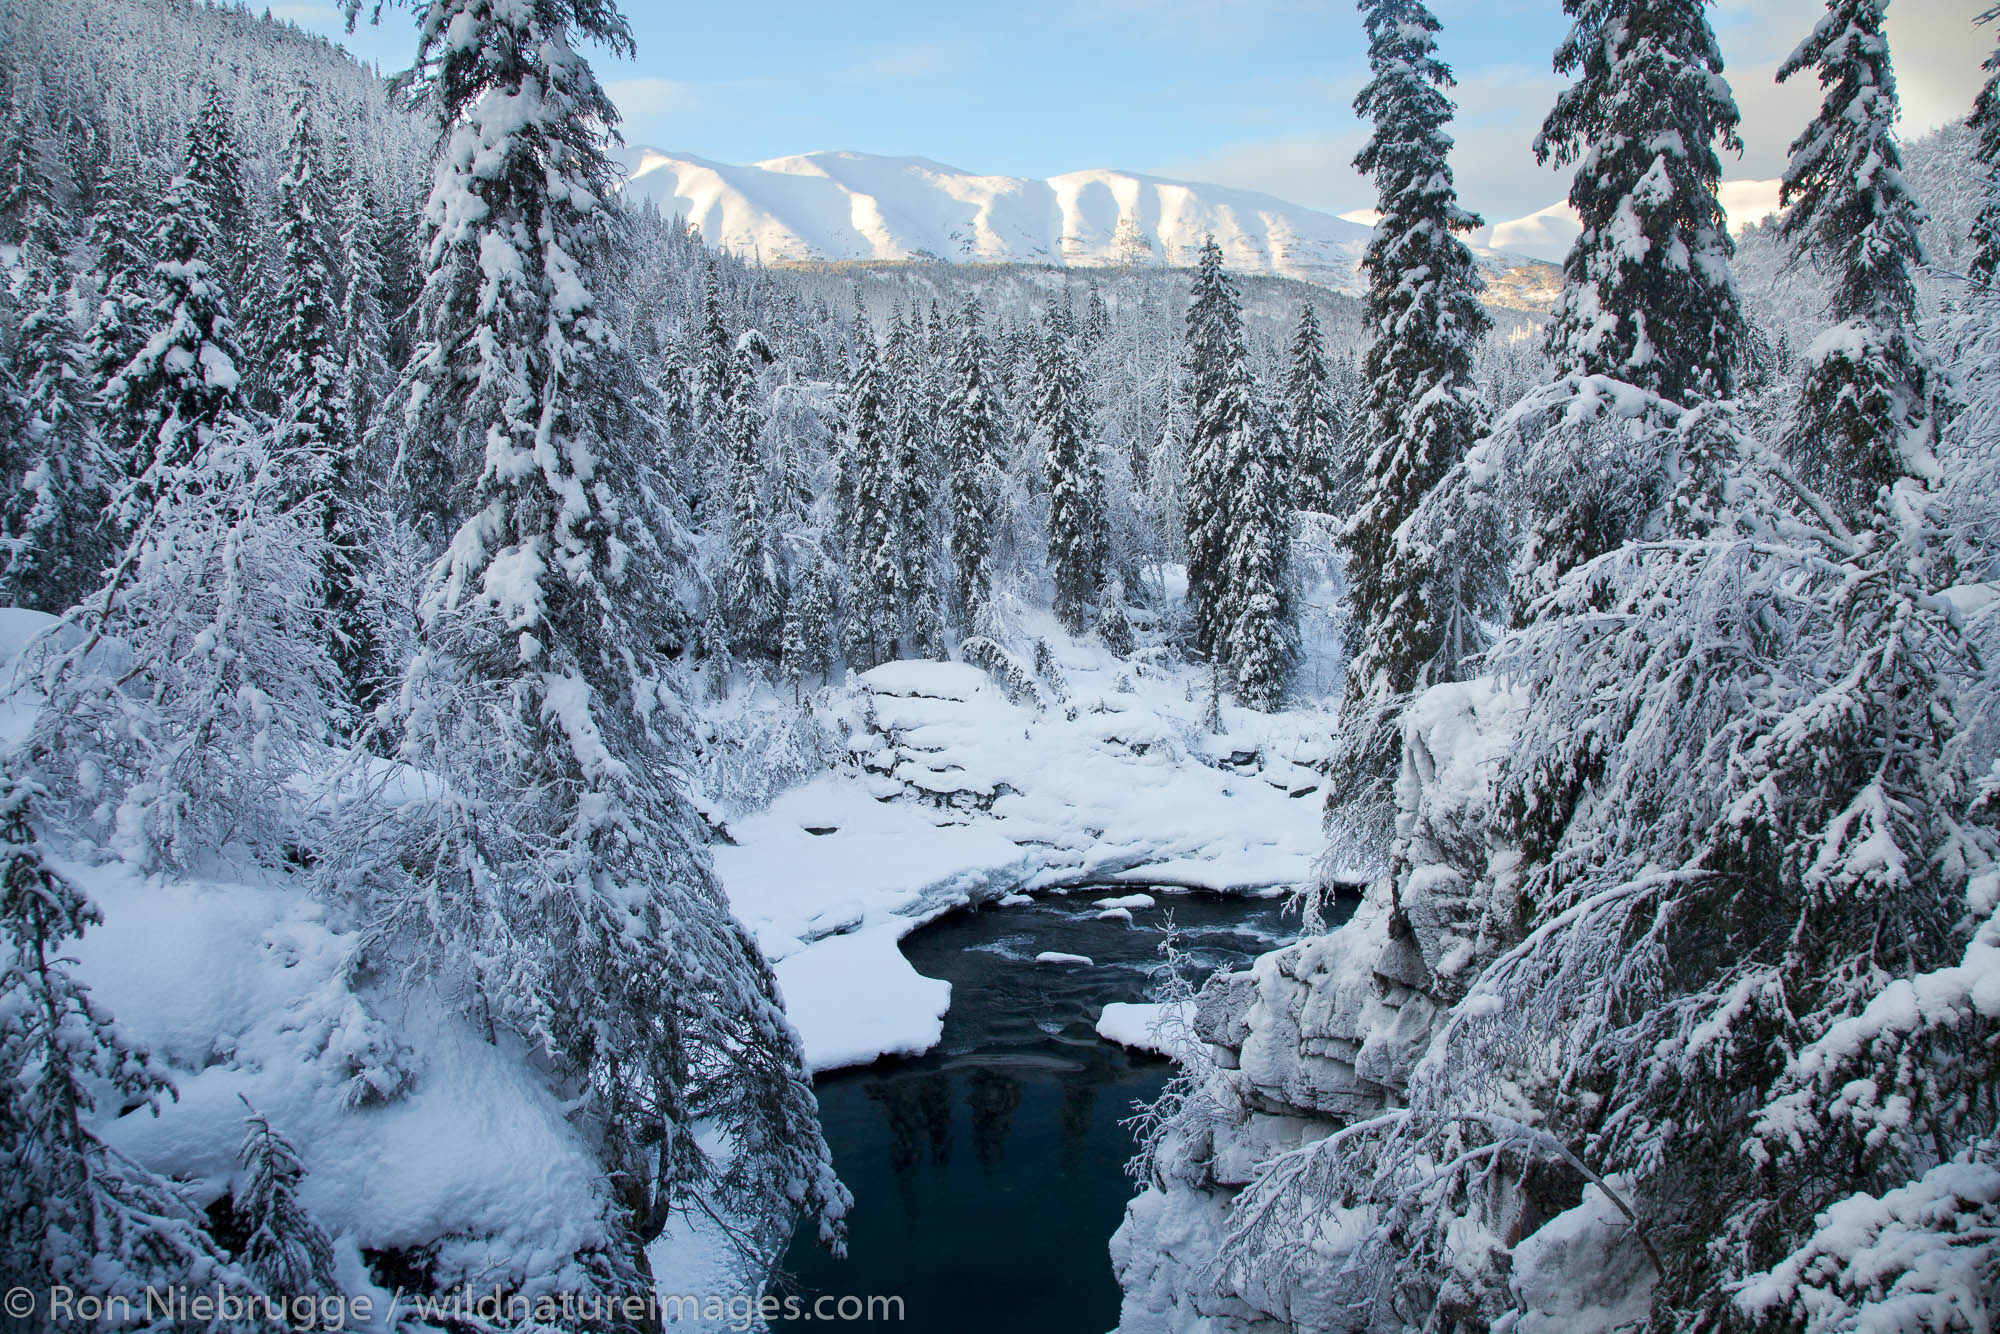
[[1036, 302, 1104, 635], [722, 330, 783, 658], [944, 294, 1001, 621], [842, 314, 899, 668], [1217, 374, 1293, 711], [349, 0, 847, 1288], [82, 168, 153, 492], [47, 140, 331, 869], [1777, 0, 1940, 526], [1336, 0, 1491, 791], [886, 308, 944, 656], [1537, 0, 1745, 402], [1970, 6, 2000, 283], [233, 1107, 338, 1304], [780, 551, 837, 698], [271, 96, 376, 723], [1183, 235, 1292, 702], [2, 150, 108, 613], [0, 770, 267, 1319], [184, 82, 260, 370], [1284, 302, 1341, 517], [1182, 235, 1241, 659]]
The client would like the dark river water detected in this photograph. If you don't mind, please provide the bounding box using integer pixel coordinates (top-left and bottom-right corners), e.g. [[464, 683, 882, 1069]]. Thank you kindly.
[[770, 887, 1338, 1334]]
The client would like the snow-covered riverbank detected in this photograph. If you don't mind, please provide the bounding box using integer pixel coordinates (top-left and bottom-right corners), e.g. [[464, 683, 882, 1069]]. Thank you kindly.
[[712, 639, 1344, 1073]]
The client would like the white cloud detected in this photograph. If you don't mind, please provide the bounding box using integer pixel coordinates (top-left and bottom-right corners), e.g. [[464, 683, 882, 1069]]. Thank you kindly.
[[838, 40, 965, 81], [606, 77, 702, 118]]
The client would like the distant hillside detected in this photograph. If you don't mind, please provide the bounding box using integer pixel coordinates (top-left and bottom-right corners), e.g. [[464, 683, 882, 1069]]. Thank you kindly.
[[618, 148, 1561, 312]]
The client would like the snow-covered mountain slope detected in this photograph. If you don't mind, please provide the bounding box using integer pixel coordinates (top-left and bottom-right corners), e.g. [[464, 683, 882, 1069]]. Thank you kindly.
[[1470, 179, 1784, 263], [619, 148, 1554, 302]]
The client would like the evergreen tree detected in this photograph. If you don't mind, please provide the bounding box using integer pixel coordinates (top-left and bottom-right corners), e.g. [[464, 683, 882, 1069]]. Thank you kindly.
[[346, 1, 847, 1290], [1335, 0, 1491, 806], [1183, 235, 1292, 702], [81, 167, 153, 491], [2, 150, 108, 612], [1217, 378, 1293, 710], [0, 770, 267, 1321], [1182, 235, 1241, 659], [47, 146, 330, 869], [944, 294, 1001, 621], [1970, 6, 2000, 283], [184, 82, 260, 364], [780, 551, 837, 698], [1036, 303, 1104, 635], [233, 1107, 338, 1304], [271, 96, 376, 723], [722, 330, 783, 658], [843, 315, 899, 668], [886, 308, 944, 656], [1777, 0, 1941, 526], [332, 166, 393, 460], [1284, 302, 1341, 517], [1536, 0, 1745, 402]]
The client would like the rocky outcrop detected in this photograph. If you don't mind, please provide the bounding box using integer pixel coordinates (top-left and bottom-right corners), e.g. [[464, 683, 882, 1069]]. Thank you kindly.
[[1112, 680, 1528, 1332]]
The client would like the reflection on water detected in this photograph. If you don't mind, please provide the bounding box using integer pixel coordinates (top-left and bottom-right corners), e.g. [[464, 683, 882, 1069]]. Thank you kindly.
[[773, 889, 1344, 1333]]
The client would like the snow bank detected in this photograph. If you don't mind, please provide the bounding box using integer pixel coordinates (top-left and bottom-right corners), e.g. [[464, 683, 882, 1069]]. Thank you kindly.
[[66, 861, 611, 1281], [772, 922, 950, 1074]]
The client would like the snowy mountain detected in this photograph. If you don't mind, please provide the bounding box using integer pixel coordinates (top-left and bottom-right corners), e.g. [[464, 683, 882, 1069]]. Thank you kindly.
[[619, 148, 1557, 303]]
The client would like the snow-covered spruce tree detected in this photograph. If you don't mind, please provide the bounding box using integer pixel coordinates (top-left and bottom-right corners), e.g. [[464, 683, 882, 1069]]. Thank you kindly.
[[944, 293, 1001, 621], [35, 150, 330, 870], [271, 95, 377, 726], [1503, 0, 1749, 611], [1538, 0, 1743, 403], [1776, 0, 1942, 528], [1329, 0, 1491, 841], [233, 1106, 338, 1305], [780, 550, 836, 699], [1182, 234, 1239, 659], [184, 81, 262, 381], [1218, 392, 1293, 711], [2, 158, 110, 613], [1036, 301, 1105, 635], [332, 169, 394, 469], [684, 259, 732, 522], [1284, 302, 1342, 518], [0, 770, 270, 1322], [722, 329, 784, 659], [1971, 5, 2000, 283], [842, 311, 899, 668], [339, 0, 846, 1293], [886, 308, 946, 657], [1182, 237, 1293, 705], [82, 167, 155, 493]]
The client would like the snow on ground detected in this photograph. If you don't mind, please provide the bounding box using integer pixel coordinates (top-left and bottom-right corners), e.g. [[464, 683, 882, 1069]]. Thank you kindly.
[[64, 860, 613, 1291], [712, 624, 1339, 1072]]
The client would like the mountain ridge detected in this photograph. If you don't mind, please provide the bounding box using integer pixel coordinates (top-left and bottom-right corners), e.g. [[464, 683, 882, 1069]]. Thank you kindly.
[[617, 147, 1562, 309]]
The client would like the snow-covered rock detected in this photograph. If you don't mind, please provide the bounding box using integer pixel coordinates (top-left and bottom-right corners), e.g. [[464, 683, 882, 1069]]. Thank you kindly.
[[1111, 678, 1532, 1331], [772, 922, 951, 1074], [1096, 1001, 1196, 1058]]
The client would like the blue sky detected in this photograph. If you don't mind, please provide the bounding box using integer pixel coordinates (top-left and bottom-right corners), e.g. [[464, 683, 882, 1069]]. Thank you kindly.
[[285, 0, 1989, 223]]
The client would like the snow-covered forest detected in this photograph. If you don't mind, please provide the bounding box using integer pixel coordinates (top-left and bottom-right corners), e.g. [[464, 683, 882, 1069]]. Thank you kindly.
[[0, 0, 1995, 1330]]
